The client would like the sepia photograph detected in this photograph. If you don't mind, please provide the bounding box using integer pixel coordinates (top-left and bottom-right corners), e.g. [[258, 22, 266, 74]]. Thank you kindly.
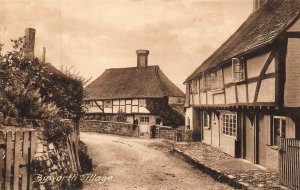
[[0, 0, 300, 189]]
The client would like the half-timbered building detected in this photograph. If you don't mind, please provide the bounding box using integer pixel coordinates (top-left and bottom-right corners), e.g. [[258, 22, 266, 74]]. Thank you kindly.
[[84, 50, 185, 132], [185, 0, 300, 171]]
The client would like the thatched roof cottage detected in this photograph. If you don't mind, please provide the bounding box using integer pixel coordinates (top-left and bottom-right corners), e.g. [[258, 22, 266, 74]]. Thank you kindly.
[[84, 50, 185, 132]]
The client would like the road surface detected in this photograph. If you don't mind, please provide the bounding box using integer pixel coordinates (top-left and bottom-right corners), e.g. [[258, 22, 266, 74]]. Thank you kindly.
[[80, 132, 232, 190]]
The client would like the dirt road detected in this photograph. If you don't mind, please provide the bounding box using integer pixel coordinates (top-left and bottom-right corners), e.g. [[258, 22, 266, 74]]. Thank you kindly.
[[80, 132, 232, 190]]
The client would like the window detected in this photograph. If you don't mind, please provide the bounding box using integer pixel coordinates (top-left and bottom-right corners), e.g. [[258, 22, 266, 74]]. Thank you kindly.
[[140, 116, 150, 123], [192, 79, 198, 94], [211, 70, 224, 90], [272, 117, 286, 146], [232, 58, 245, 82], [222, 113, 237, 137], [204, 74, 211, 90], [139, 99, 146, 107], [202, 112, 210, 129], [104, 100, 112, 108]]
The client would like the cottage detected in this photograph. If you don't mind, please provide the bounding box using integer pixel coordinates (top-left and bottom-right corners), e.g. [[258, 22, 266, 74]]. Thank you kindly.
[[185, 0, 300, 172], [84, 50, 185, 133]]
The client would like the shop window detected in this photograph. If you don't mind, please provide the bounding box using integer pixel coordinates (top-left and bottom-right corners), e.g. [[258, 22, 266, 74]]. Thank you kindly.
[[222, 113, 237, 137], [272, 116, 286, 146]]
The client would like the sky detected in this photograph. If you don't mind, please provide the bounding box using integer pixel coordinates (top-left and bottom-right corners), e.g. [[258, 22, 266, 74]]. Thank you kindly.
[[0, 0, 253, 91]]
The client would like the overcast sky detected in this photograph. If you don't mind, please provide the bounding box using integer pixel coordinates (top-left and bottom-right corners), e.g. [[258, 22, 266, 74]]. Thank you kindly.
[[0, 0, 253, 91]]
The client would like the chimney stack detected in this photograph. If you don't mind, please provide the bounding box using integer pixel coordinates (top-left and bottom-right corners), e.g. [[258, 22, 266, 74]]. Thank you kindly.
[[42, 47, 46, 63], [253, 0, 267, 11], [136, 49, 149, 68], [24, 28, 36, 59]]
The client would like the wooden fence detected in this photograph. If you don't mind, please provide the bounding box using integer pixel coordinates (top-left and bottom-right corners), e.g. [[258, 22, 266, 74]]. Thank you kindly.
[[0, 130, 36, 190], [279, 138, 300, 190]]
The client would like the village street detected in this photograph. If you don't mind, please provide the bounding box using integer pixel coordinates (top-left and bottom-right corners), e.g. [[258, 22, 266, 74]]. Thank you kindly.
[[80, 132, 232, 190]]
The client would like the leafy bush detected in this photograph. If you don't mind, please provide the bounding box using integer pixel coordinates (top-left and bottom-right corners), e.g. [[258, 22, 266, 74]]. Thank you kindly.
[[0, 36, 84, 140]]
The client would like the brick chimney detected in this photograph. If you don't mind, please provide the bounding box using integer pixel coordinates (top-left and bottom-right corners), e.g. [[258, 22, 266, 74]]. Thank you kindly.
[[24, 28, 36, 59], [41, 47, 46, 63], [253, 0, 267, 11], [136, 49, 149, 68]]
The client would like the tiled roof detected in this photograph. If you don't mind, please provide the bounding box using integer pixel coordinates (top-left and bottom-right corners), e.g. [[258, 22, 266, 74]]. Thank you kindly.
[[186, 0, 300, 82]]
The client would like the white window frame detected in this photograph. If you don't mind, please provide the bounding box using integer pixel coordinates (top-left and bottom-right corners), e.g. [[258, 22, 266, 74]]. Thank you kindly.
[[272, 116, 286, 146], [232, 57, 245, 82], [222, 113, 237, 137], [140, 116, 150, 124], [202, 112, 210, 129]]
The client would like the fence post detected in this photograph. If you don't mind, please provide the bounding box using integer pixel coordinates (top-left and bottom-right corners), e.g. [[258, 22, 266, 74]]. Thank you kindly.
[[13, 131, 21, 190], [0, 131, 5, 189], [5, 131, 12, 190], [29, 130, 37, 190]]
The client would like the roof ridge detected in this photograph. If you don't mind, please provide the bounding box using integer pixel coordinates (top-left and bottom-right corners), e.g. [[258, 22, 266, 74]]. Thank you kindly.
[[106, 65, 159, 70]]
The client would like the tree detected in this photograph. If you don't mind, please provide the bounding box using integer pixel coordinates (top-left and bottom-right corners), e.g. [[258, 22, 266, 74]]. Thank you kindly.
[[0, 36, 84, 141]]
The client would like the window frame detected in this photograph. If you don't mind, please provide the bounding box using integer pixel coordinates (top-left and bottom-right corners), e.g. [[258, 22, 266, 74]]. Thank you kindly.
[[232, 57, 246, 82], [204, 74, 211, 91], [210, 70, 224, 90], [202, 111, 210, 129], [272, 116, 286, 146], [192, 79, 198, 94], [140, 116, 150, 124], [222, 113, 237, 138]]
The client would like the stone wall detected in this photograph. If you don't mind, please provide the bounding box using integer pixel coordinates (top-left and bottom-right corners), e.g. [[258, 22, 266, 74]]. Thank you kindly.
[[80, 120, 139, 137], [32, 130, 80, 189], [157, 127, 175, 140]]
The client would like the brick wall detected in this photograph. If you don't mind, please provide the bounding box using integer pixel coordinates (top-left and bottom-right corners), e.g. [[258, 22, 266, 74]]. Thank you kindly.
[[284, 38, 300, 107], [80, 120, 139, 137]]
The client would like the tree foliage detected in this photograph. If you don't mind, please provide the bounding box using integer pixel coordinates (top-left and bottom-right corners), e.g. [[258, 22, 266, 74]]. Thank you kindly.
[[0, 36, 84, 140]]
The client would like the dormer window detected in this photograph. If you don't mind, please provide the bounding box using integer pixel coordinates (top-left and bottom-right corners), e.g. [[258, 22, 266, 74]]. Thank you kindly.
[[232, 58, 245, 82]]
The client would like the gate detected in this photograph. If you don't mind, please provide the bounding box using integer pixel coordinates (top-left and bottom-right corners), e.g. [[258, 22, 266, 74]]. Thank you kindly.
[[279, 138, 300, 189], [0, 130, 36, 190]]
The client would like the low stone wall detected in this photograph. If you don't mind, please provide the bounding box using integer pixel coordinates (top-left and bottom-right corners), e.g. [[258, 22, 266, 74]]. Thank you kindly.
[[80, 120, 139, 137], [157, 127, 175, 140], [33, 131, 80, 189]]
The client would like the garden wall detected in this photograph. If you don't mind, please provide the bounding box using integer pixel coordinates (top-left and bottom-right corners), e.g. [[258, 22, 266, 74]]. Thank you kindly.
[[156, 126, 175, 140], [0, 114, 81, 190], [80, 120, 139, 137]]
